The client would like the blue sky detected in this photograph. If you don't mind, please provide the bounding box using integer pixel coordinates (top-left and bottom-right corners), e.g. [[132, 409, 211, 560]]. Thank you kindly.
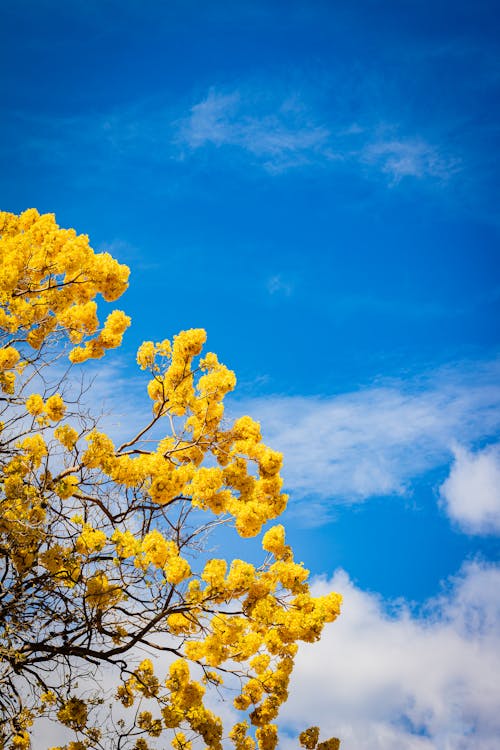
[[2, 1, 500, 747]]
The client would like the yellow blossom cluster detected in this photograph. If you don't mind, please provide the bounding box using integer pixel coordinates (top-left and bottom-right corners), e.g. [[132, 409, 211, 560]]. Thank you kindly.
[[118, 659, 224, 750], [45, 394, 66, 421], [112, 528, 141, 558], [124, 336, 288, 537], [0, 210, 342, 750], [85, 571, 122, 610], [56, 697, 88, 731], [300, 727, 321, 749], [0, 448, 49, 573], [6, 709, 33, 750], [39, 544, 81, 586], [54, 474, 79, 500], [0, 208, 130, 379], [75, 523, 107, 554], [54, 424, 79, 450], [298, 728, 340, 750], [51, 329, 290, 539]]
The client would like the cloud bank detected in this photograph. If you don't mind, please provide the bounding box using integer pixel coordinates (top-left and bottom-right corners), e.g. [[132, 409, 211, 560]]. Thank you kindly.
[[280, 561, 500, 750]]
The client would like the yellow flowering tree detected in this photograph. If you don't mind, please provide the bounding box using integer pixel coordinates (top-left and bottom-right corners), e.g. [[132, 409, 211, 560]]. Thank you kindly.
[[0, 210, 341, 750]]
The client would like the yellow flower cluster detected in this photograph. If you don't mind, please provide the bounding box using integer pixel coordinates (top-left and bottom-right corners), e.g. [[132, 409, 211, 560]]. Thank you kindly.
[[134, 530, 192, 584], [25, 393, 44, 416], [82, 430, 116, 470], [137, 711, 163, 737], [171, 733, 191, 750], [0, 211, 343, 750], [230, 721, 255, 750], [70, 309, 131, 363], [164, 660, 223, 749], [300, 727, 320, 749], [54, 474, 79, 500], [45, 393, 66, 421], [54, 424, 79, 450], [0, 464, 46, 574], [299, 729, 342, 750], [262, 524, 286, 558], [0, 209, 130, 373], [39, 544, 81, 586], [0, 345, 20, 370], [163, 527, 342, 747], [75, 523, 107, 554], [11, 731, 31, 749], [117, 658, 160, 705], [8, 709, 33, 749], [112, 529, 140, 558], [0, 369, 16, 394], [140, 529, 178, 568], [85, 571, 122, 610], [18, 434, 47, 467], [56, 697, 88, 730]]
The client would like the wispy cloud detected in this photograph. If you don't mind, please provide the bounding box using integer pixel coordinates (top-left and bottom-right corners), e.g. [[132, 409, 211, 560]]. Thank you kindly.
[[231, 358, 500, 522], [361, 136, 461, 184], [266, 273, 294, 296], [5, 81, 462, 190], [176, 88, 333, 173], [175, 85, 461, 183], [280, 560, 500, 749]]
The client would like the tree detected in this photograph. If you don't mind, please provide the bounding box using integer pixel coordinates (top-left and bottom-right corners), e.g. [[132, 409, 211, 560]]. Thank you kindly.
[[0, 209, 341, 750]]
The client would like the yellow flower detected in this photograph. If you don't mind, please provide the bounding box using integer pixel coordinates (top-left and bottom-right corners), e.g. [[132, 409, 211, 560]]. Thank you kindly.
[[54, 424, 79, 450], [75, 524, 107, 554], [54, 474, 79, 500], [25, 393, 44, 416], [57, 697, 88, 730], [262, 525, 286, 558], [299, 727, 320, 749], [137, 340, 156, 369], [201, 558, 227, 587], [0, 345, 20, 370], [171, 732, 191, 750], [85, 571, 122, 610], [0, 371, 16, 393], [317, 740, 341, 750], [40, 690, 57, 705], [20, 434, 47, 467], [11, 731, 30, 750], [45, 393, 66, 421], [165, 555, 191, 584], [141, 529, 177, 568], [256, 725, 278, 750], [112, 529, 140, 558]]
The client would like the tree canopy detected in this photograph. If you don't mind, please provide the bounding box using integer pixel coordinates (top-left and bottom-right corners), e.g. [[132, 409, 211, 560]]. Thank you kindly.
[[0, 209, 341, 750]]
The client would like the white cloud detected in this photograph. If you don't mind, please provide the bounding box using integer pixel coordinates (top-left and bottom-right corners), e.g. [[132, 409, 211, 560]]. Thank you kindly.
[[361, 138, 460, 184], [231, 359, 500, 518], [175, 85, 461, 184], [440, 444, 500, 534], [176, 87, 334, 172], [280, 561, 500, 750], [12, 83, 461, 188]]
